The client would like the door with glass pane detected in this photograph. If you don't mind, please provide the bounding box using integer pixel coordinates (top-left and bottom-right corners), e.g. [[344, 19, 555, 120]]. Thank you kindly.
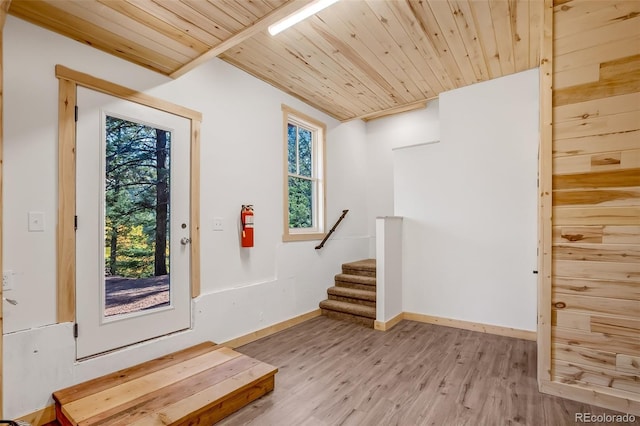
[[75, 87, 191, 359]]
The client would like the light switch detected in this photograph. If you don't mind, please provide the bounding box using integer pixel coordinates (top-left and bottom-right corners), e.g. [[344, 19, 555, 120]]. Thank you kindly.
[[213, 217, 223, 231], [3, 270, 13, 291], [28, 211, 45, 232]]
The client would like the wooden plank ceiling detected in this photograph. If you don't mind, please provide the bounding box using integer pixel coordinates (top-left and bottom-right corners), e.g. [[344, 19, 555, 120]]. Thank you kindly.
[[8, 0, 542, 121]]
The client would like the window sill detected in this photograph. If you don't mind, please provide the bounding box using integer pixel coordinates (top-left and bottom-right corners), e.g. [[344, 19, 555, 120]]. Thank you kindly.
[[282, 232, 325, 242]]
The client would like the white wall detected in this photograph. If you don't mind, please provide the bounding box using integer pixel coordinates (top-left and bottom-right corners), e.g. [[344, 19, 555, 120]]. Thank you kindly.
[[2, 16, 369, 417], [365, 101, 440, 256], [2, 15, 540, 417], [395, 69, 539, 332]]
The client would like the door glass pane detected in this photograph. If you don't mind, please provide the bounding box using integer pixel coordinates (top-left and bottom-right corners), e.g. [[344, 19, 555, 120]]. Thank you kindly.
[[104, 116, 171, 317], [288, 176, 313, 228]]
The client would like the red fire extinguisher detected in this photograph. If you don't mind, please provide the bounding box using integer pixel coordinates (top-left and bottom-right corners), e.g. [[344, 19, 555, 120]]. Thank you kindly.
[[241, 205, 254, 247]]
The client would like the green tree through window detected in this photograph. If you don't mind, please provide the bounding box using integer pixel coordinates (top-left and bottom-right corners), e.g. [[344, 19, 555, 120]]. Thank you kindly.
[[288, 123, 314, 228], [283, 105, 325, 241], [105, 116, 170, 278]]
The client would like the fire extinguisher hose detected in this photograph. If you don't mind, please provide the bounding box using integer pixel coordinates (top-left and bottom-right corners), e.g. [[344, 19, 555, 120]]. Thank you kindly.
[[241, 206, 246, 238]]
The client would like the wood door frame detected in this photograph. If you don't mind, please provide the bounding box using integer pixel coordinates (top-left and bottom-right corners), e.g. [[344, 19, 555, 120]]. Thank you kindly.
[[537, 0, 553, 388], [55, 65, 202, 324], [0, 1, 12, 417]]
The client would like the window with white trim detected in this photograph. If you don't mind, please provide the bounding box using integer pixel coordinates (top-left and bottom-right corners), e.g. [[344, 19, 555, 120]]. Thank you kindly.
[[282, 105, 326, 241]]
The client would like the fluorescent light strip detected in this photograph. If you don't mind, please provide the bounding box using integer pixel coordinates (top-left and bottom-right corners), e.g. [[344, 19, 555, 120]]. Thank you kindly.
[[268, 0, 340, 36]]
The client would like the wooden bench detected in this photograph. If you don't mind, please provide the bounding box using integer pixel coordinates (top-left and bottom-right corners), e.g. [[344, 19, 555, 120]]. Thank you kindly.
[[53, 342, 277, 425]]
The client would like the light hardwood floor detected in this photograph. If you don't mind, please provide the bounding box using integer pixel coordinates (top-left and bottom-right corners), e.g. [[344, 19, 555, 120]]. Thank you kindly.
[[221, 316, 637, 426]]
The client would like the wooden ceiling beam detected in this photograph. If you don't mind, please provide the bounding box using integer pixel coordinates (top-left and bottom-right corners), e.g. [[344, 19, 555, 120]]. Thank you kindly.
[[355, 98, 435, 123], [170, 0, 314, 78]]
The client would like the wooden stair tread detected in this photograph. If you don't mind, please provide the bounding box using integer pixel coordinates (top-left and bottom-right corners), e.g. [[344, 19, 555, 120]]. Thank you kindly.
[[321, 309, 375, 327], [53, 342, 222, 405], [319, 299, 376, 319], [342, 259, 376, 278], [342, 259, 376, 271], [335, 273, 377, 286], [327, 286, 376, 301], [321, 259, 377, 327], [53, 343, 277, 426]]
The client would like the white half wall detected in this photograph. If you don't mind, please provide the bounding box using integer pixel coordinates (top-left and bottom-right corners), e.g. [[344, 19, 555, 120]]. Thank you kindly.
[[2, 16, 369, 417], [395, 69, 539, 332], [375, 217, 403, 323]]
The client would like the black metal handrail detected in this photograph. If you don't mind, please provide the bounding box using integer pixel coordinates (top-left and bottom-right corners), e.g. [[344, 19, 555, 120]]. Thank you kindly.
[[315, 209, 349, 250]]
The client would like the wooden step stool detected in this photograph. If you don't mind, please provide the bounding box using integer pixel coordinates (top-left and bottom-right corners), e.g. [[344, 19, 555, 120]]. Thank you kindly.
[[53, 342, 277, 425]]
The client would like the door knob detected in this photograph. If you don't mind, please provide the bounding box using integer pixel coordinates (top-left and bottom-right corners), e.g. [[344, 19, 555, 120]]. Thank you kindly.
[[180, 237, 191, 245]]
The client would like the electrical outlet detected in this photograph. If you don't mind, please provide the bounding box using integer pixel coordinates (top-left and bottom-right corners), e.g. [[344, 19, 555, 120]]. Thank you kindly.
[[3, 270, 14, 291], [28, 211, 45, 232], [213, 217, 223, 231]]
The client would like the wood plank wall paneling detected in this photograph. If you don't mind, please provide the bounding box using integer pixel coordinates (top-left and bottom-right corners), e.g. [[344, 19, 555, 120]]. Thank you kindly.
[[550, 0, 640, 412]]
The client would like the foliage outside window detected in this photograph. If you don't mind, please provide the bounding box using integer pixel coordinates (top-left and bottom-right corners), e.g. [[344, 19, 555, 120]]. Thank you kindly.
[[282, 105, 326, 241]]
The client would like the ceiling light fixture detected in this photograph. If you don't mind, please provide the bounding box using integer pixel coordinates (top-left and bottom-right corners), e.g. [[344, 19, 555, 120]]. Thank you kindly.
[[268, 0, 340, 36]]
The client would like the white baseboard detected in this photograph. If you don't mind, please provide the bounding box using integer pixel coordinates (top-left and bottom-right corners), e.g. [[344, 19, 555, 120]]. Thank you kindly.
[[403, 312, 536, 341], [222, 309, 322, 349], [374, 313, 404, 331]]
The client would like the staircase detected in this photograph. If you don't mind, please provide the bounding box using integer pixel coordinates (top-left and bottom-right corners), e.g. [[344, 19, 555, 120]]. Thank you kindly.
[[319, 259, 376, 328]]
